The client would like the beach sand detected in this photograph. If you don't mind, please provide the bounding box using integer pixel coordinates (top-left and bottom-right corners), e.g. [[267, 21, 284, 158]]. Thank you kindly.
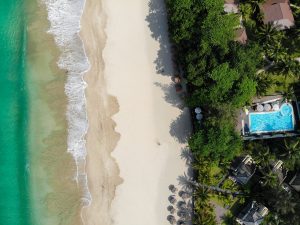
[[81, 0, 192, 224]]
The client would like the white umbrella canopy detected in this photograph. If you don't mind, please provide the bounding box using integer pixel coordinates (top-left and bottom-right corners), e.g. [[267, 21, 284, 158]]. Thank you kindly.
[[272, 104, 280, 111], [257, 104, 264, 112], [196, 113, 203, 120], [264, 104, 271, 111], [195, 107, 202, 114]]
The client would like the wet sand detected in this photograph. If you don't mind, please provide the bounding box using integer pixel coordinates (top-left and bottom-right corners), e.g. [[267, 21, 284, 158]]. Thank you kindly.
[[80, 0, 122, 224]]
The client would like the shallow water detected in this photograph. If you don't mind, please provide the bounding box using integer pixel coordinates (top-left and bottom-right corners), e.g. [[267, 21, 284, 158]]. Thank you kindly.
[[0, 0, 85, 224]]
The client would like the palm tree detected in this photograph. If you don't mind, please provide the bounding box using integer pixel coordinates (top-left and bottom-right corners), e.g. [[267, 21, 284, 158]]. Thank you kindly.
[[193, 191, 217, 225], [273, 191, 297, 215], [282, 84, 295, 102], [252, 144, 274, 168], [248, 0, 266, 15], [282, 138, 300, 158], [257, 24, 281, 45], [265, 42, 287, 63], [260, 169, 278, 187], [272, 56, 300, 78], [265, 213, 285, 225], [255, 72, 273, 96], [279, 138, 300, 170], [178, 174, 244, 196]]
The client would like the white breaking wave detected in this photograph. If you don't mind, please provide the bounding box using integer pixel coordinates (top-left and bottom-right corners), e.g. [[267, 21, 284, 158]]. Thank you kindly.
[[43, 0, 91, 206]]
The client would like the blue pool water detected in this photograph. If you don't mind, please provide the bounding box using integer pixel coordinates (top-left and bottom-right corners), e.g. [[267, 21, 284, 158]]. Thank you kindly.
[[249, 103, 295, 133]]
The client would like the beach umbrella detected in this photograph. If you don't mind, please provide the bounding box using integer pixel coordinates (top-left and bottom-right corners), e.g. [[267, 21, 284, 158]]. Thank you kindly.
[[257, 104, 264, 112], [168, 184, 177, 193], [181, 193, 190, 200], [168, 195, 177, 204], [196, 113, 203, 120], [167, 215, 176, 224], [264, 104, 271, 111], [167, 205, 176, 214], [273, 104, 279, 111], [177, 201, 187, 208], [195, 107, 202, 114]]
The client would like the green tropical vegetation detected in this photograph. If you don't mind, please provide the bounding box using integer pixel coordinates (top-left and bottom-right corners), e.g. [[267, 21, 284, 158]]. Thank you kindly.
[[165, 0, 300, 224]]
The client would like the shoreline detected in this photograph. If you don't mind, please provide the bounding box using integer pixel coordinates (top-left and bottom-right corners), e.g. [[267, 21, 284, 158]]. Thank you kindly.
[[42, 0, 92, 205], [26, 0, 87, 224], [80, 0, 122, 224]]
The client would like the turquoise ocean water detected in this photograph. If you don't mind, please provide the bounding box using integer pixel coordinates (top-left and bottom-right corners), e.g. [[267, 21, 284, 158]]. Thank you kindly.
[[0, 0, 31, 224]]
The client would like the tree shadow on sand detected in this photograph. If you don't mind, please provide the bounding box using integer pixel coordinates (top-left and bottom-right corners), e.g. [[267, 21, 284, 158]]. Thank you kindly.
[[169, 110, 191, 144], [178, 173, 195, 191], [146, 0, 174, 76], [154, 82, 185, 109], [180, 148, 194, 166]]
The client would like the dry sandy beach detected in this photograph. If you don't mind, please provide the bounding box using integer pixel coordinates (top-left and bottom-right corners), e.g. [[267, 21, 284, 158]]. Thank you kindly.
[[81, 0, 192, 224]]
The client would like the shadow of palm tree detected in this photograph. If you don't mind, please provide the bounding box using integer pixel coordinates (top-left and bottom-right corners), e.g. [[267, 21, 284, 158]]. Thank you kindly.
[[178, 173, 194, 191], [146, 0, 174, 76], [180, 148, 194, 165]]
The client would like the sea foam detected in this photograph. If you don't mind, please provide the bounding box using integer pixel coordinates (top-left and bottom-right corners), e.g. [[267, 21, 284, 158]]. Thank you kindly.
[[43, 0, 91, 205]]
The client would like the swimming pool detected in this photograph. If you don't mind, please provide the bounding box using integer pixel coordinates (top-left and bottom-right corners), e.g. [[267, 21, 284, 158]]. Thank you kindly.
[[249, 103, 295, 133]]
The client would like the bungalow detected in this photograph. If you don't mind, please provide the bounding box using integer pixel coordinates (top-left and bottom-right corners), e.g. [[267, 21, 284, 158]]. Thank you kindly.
[[261, 0, 295, 29], [271, 160, 288, 184], [230, 155, 256, 185], [236, 201, 269, 225]]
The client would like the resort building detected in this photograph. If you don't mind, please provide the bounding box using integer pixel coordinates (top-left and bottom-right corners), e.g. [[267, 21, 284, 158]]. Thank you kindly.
[[271, 160, 288, 184], [237, 95, 300, 140], [261, 0, 295, 30], [236, 201, 269, 225], [230, 155, 256, 185]]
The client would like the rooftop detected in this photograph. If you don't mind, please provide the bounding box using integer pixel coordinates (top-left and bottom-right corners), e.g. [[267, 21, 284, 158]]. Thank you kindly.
[[261, 0, 294, 29], [235, 27, 248, 44], [230, 155, 256, 185], [224, 0, 239, 13], [236, 201, 269, 225], [271, 160, 288, 184]]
